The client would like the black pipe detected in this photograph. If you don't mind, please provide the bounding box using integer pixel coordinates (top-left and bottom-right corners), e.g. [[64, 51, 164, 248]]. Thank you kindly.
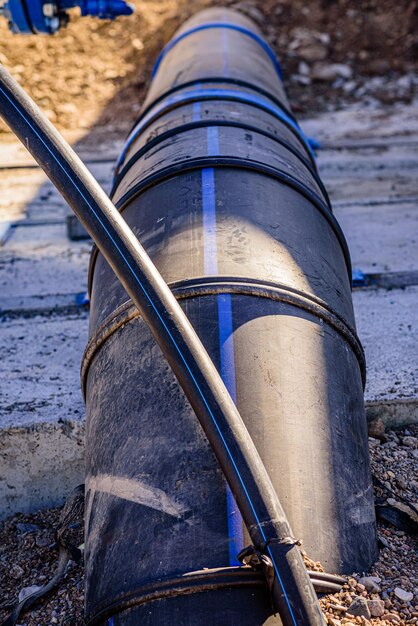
[[0, 41, 324, 626], [84, 7, 377, 625]]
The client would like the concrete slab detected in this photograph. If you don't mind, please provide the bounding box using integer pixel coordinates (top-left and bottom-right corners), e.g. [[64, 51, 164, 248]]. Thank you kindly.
[[0, 223, 91, 299], [301, 100, 418, 143], [334, 200, 418, 274], [354, 287, 418, 427], [0, 312, 87, 518], [0, 313, 87, 429]]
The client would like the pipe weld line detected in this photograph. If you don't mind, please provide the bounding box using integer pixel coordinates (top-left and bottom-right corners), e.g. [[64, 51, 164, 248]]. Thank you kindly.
[[88, 160, 350, 294], [115, 88, 315, 173], [112, 158, 331, 213], [151, 23, 283, 80], [89, 160, 349, 296], [126, 77, 298, 139], [84, 566, 341, 626], [111, 119, 325, 199], [81, 279, 366, 399]]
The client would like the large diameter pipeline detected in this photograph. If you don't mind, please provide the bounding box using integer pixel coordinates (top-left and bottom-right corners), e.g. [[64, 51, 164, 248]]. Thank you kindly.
[[0, 33, 320, 626], [84, 8, 377, 625]]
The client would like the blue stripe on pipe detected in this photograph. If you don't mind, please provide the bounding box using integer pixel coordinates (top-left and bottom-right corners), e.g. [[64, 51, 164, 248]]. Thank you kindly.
[[201, 168, 218, 276], [192, 101, 201, 122], [202, 126, 218, 275], [0, 84, 299, 626], [151, 23, 283, 80], [218, 293, 244, 565], [116, 87, 314, 173], [202, 126, 244, 565]]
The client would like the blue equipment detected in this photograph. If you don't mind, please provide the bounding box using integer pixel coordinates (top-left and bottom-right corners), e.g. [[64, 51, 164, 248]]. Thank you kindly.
[[1, 0, 133, 34]]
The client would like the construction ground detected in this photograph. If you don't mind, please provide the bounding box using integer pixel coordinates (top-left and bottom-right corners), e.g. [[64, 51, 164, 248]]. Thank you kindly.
[[0, 0, 417, 624]]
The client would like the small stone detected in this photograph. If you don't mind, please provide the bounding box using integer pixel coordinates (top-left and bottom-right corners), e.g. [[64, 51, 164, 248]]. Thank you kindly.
[[298, 61, 311, 76], [358, 577, 381, 593], [368, 418, 385, 440], [394, 587, 414, 602], [10, 564, 24, 579], [382, 613, 401, 622], [347, 597, 371, 619], [289, 27, 329, 62], [312, 63, 353, 82], [343, 80, 357, 94], [18, 585, 42, 602], [368, 599, 385, 617], [402, 436, 418, 447], [293, 74, 311, 86], [132, 38, 144, 51]]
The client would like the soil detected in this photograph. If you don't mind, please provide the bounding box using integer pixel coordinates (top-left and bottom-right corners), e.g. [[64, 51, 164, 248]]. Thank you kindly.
[[0, 424, 417, 626], [0, 0, 417, 136]]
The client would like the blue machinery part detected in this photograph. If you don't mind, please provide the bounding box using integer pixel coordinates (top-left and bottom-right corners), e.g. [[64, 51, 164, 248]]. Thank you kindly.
[[1, 0, 133, 34]]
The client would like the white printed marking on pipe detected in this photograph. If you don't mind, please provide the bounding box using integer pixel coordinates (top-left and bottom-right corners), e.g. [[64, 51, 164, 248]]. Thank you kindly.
[[87, 474, 187, 518]]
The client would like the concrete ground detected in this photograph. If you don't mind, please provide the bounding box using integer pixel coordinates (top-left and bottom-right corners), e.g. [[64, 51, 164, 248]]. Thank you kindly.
[[0, 101, 417, 518]]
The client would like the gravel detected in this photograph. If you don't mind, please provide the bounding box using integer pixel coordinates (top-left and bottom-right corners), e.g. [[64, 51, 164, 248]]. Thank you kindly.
[[1, 423, 416, 625]]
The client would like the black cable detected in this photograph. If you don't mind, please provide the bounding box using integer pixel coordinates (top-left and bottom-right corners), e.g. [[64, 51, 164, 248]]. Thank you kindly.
[[0, 65, 324, 626]]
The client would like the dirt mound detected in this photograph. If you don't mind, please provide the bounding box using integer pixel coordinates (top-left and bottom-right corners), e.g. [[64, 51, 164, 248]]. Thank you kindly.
[[0, 0, 417, 134]]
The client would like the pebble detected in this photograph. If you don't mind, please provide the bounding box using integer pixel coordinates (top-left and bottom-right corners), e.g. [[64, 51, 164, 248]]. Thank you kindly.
[[289, 27, 329, 62], [368, 417, 386, 440], [358, 577, 381, 593], [402, 436, 418, 447], [312, 63, 353, 82], [298, 61, 311, 76], [379, 534, 390, 548], [382, 613, 401, 622], [10, 564, 24, 580], [367, 598, 385, 617], [394, 587, 414, 602], [347, 597, 371, 619]]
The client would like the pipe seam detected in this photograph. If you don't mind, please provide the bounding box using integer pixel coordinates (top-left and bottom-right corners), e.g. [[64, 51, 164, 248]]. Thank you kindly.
[[88, 162, 350, 295], [81, 278, 366, 399], [126, 77, 299, 138], [111, 119, 324, 198], [85, 566, 344, 626], [115, 87, 314, 173]]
